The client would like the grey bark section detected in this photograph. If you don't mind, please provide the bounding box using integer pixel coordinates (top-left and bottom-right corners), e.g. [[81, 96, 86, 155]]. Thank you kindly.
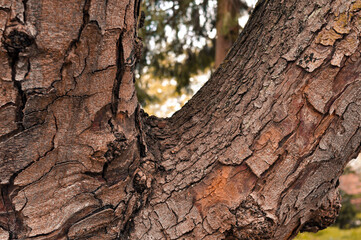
[[0, 0, 360, 239]]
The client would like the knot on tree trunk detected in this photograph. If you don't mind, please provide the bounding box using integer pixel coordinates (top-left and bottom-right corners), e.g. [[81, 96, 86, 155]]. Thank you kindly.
[[301, 192, 341, 233], [230, 196, 276, 240], [3, 24, 36, 54]]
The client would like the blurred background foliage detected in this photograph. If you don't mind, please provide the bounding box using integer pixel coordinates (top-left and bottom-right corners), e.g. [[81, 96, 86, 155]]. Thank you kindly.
[[136, 0, 254, 116], [336, 191, 357, 230]]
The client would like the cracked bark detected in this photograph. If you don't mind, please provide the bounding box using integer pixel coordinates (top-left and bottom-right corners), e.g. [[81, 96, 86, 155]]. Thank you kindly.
[[0, 0, 360, 239]]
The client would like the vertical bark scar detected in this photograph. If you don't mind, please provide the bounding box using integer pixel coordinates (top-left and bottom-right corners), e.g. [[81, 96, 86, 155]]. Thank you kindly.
[[112, 30, 125, 116], [22, 0, 28, 22], [3, 29, 33, 130]]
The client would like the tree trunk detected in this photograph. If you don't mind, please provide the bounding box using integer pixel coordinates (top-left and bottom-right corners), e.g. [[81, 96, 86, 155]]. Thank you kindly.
[[0, 0, 360, 239], [214, 0, 243, 68]]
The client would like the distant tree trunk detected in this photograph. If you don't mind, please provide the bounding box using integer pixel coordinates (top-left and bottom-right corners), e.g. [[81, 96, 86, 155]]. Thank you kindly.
[[215, 0, 245, 68], [0, 0, 360, 239]]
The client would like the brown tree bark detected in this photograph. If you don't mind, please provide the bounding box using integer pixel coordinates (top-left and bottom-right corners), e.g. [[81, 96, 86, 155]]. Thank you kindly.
[[0, 0, 360, 239]]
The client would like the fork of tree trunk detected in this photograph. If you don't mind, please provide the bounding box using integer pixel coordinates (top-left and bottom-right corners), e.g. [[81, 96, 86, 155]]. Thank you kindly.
[[0, 0, 360, 239]]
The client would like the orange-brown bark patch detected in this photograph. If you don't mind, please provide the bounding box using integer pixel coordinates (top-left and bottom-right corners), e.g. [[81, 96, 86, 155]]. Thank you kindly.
[[333, 12, 351, 34], [314, 114, 336, 139], [352, 0, 361, 12], [315, 29, 343, 46], [254, 125, 282, 151], [191, 163, 256, 216], [293, 104, 322, 155]]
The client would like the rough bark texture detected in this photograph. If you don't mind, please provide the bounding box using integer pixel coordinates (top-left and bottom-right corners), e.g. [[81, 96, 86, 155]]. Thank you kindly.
[[0, 0, 360, 239]]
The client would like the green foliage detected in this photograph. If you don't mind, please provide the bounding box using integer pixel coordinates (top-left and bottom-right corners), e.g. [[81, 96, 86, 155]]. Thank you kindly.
[[137, 0, 217, 89], [135, 83, 159, 107], [335, 191, 357, 229], [220, 11, 240, 36], [343, 166, 356, 175], [295, 226, 361, 240], [136, 0, 250, 109]]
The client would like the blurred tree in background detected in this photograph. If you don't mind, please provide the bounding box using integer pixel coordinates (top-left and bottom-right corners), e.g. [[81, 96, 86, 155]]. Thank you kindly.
[[136, 0, 253, 116], [335, 191, 357, 229]]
